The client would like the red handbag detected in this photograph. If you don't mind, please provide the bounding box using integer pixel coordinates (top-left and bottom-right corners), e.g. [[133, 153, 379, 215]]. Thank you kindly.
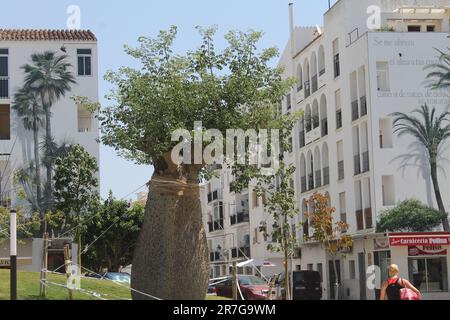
[[399, 279, 421, 300]]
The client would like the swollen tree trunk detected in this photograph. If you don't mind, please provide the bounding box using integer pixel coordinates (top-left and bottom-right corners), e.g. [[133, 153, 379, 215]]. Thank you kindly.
[[131, 160, 209, 300], [45, 108, 53, 205], [430, 157, 449, 231]]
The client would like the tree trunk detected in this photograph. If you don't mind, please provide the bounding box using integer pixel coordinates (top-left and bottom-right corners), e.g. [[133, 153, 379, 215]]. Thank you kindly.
[[333, 258, 339, 301], [131, 161, 209, 300], [33, 117, 42, 211], [44, 102, 53, 214], [430, 158, 449, 230]]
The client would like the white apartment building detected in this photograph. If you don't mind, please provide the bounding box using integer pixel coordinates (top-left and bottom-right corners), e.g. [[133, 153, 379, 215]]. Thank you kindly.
[[202, 0, 450, 300], [0, 29, 99, 208]]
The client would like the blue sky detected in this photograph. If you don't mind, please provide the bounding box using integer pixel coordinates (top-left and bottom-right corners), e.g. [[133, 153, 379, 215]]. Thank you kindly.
[[1, 0, 332, 200]]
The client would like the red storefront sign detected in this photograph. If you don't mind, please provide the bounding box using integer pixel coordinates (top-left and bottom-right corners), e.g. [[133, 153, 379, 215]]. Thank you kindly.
[[389, 232, 450, 247], [408, 245, 448, 256]]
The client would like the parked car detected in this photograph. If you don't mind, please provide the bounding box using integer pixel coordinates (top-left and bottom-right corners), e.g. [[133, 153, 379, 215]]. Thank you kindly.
[[275, 271, 322, 300], [207, 283, 217, 296], [215, 275, 269, 300]]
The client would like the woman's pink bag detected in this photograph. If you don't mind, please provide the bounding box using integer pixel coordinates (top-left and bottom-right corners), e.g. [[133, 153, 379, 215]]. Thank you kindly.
[[400, 285, 421, 300]]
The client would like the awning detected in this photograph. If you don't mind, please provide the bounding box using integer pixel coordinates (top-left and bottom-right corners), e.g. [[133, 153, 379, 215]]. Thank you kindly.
[[388, 232, 450, 247]]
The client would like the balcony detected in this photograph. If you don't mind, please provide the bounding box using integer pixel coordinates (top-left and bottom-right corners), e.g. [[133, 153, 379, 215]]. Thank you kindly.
[[305, 127, 321, 145], [301, 176, 307, 193], [354, 154, 361, 176], [319, 68, 325, 77], [362, 151, 370, 173], [336, 110, 342, 129], [364, 208, 373, 229], [315, 170, 322, 188], [323, 167, 330, 185], [311, 75, 318, 93], [321, 118, 328, 137], [338, 160, 345, 180], [304, 81, 311, 98], [230, 211, 250, 226], [356, 210, 364, 231], [351, 100, 359, 121], [360, 96, 367, 117], [333, 54, 340, 78]]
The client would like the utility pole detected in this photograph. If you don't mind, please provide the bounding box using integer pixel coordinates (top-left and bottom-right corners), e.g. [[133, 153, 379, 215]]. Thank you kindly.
[[232, 260, 238, 300], [39, 233, 49, 298], [10, 209, 17, 300]]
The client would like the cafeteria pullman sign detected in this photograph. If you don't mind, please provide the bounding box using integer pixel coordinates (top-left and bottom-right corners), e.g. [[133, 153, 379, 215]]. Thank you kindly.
[[389, 233, 450, 247]]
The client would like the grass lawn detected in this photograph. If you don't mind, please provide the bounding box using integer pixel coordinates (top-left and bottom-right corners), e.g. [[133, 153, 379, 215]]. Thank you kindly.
[[0, 270, 230, 301]]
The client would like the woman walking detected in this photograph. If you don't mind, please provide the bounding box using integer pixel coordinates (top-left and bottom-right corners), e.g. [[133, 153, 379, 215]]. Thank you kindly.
[[380, 264, 421, 300]]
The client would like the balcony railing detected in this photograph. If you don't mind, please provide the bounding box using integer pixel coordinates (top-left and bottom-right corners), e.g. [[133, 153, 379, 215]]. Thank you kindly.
[[364, 208, 373, 229], [338, 160, 345, 180], [321, 118, 328, 137], [301, 176, 307, 193], [336, 110, 342, 129], [356, 210, 364, 231], [334, 54, 340, 78], [319, 68, 326, 76], [354, 154, 361, 176], [311, 75, 318, 93], [0, 77, 8, 98], [315, 170, 322, 188], [360, 96, 367, 116], [362, 151, 370, 173], [323, 167, 330, 185], [351, 100, 359, 121], [304, 81, 311, 98]]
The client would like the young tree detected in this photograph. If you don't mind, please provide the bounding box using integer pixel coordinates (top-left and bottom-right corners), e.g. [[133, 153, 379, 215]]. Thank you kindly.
[[22, 51, 76, 211], [100, 26, 293, 299], [391, 104, 450, 230], [53, 144, 99, 269], [305, 192, 352, 301], [377, 199, 447, 232], [83, 192, 144, 272]]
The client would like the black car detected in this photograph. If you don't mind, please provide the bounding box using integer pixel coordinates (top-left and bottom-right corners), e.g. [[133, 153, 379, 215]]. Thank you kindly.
[[276, 271, 322, 300]]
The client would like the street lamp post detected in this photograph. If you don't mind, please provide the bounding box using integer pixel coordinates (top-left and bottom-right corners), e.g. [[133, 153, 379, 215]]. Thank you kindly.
[[10, 209, 17, 300]]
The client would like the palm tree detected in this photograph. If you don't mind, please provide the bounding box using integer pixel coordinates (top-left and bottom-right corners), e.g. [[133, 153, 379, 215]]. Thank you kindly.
[[12, 87, 45, 210], [22, 51, 76, 209], [425, 48, 450, 89], [391, 104, 450, 231]]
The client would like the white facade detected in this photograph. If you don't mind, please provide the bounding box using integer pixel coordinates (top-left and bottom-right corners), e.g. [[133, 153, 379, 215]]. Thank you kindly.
[[201, 0, 450, 300], [0, 30, 99, 207]]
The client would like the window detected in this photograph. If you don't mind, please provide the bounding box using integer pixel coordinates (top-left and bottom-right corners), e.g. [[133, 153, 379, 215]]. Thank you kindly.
[[382, 176, 395, 206], [349, 260, 356, 280], [427, 25, 435, 32], [408, 257, 448, 292], [335, 89, 342, 129], [333, 39, 340, 78], [307, 264, 314, 271], [0, 105, 10, 140], [77, 49, 92, 76], [317, 263, 323, 282], [0, 49, 9, 98], [407, 25, 421, 32], [339, 192, 347, 224], [286, 94, 292, 111], [376, 62, 390, 91], [379, 118, 393, 148], [337, 140, 344, 180]]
